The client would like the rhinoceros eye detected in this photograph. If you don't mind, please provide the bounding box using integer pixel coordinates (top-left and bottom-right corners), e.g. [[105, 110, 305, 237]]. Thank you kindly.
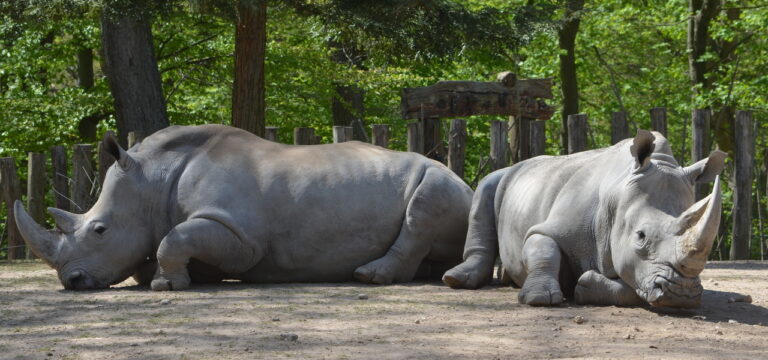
[[94, 224, 107, 235], [636, 230, 646, 239]]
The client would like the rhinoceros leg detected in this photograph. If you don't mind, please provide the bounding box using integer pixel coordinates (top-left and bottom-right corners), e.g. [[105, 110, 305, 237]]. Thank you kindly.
[[442, 170, 505, 289], [132, 260, 157, 286], [519, 234, 564, 306], [151, 218, 263, 291], [574, 270, 644, 306], [354, 167, 469, 284]]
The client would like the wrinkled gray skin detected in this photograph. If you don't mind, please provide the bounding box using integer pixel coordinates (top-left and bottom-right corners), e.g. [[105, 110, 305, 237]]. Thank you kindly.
[[16, 124, 473, 291], [443, 130, 725, 308]]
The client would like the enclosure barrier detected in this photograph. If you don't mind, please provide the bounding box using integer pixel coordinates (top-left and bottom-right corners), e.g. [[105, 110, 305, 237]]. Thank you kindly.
[[0, 109, 762, 261]]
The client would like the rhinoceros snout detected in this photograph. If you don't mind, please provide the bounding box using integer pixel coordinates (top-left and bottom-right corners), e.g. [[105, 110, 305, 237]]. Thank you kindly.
[[62, 270, 105, 290], [645, 274, 703, 308]]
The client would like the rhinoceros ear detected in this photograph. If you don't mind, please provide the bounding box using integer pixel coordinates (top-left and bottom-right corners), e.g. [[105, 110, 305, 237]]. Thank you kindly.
[[102, 131, 134, 170], [684, 150, 727, 184], [630, 129, 655, 172]]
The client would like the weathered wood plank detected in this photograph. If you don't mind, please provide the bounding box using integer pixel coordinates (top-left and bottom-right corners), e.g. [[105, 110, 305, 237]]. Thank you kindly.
[[650, 107, 667, 137], [423, 117, 444, 163], [530, 120, 546, 157], [293, 127, 315, 145], [490, 120, 508, 171], [567, 114, 588, 154], [333, 126, 354, 143], [407, 122, 424, 154], [26, 153, 46, 259], [50, 146, 70, 211], [610, 111, 630, 145], [0, 157, 25, 259], [691, 109, 711, 201], [264, 126, 278, 142], [401, 79, 555, 120], [371, 124, 389, 148], [730, 110, 754, 260], [72, 144, 95, 213], [448, 119, 467, 178]]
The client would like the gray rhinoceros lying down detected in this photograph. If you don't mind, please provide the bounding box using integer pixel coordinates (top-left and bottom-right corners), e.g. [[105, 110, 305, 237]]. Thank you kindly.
[[15, 124, 473, 291], [443, 130, 725, 308]]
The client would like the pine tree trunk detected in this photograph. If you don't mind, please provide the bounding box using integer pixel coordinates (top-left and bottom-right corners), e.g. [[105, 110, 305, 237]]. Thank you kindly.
[[232, 0, 268, 138], [100, 11, 169, 147], [557, 0, 584, 155]]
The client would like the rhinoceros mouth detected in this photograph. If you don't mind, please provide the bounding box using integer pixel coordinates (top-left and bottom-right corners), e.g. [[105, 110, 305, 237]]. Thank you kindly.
[[60, 269, 109, 291], [637, 266, 703, 308]]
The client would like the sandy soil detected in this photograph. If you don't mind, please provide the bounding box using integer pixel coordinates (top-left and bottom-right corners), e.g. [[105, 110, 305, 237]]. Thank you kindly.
[[1, 261, 767, 360]]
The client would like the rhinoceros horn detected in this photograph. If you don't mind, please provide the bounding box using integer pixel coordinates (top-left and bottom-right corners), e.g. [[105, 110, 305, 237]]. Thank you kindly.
[[675, 176, 722, 275], [14, 200, 64, 267]]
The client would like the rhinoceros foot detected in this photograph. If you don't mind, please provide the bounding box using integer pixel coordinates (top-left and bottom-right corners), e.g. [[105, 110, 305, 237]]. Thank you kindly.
[[518, 275, 563, 306], [151, 272, 191, 291], [354, 257, 401, 285], [442, 257, 493, 289]]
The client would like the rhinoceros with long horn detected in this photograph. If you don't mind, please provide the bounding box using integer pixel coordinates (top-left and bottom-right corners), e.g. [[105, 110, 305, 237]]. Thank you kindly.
[[16, 124, 473, 290], [443, 130, 725, 308]]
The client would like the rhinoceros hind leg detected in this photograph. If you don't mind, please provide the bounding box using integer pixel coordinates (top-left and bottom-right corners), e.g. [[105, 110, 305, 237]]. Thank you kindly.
[[354, 167, 468, 285], [574, 270, 644, 306], [442, 256, 495, 289], [151, 218, 263, 291], [518, 234, 564, 306]]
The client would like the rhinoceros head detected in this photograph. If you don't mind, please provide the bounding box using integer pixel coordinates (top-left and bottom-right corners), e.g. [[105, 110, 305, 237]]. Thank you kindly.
[[15, 134, 154, 290], [609, 130, 725, 308]]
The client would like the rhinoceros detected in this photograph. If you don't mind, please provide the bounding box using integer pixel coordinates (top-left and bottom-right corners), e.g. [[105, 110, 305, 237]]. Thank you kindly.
[[15, 124, 473, 290], [443, 130, 725, 308]]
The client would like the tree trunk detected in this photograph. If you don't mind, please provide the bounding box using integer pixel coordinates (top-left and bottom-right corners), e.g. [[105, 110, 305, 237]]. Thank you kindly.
[[100, 11, 169, 148], [687, 0, 720, 94], [558, 0, 584, 154], [232, 0, 268, 138], [329, 38, 367, 141], [77, 48, 94, 90]]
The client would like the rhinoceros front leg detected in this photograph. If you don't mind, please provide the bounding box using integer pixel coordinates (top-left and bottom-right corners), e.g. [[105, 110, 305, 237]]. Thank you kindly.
[[519, 234, 564, 306], [574, 270, 644, 306], [151, 218, 262, 291]]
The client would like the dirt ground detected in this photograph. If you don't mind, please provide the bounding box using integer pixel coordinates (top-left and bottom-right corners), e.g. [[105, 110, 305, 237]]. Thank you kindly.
[[1, 261, 767, 360]]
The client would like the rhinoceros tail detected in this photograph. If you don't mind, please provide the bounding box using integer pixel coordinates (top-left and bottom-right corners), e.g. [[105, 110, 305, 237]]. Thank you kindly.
[[442, 169, 506, 289]]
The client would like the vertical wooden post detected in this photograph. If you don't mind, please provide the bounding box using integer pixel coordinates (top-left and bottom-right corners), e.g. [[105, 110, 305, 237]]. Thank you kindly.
[[50, 146, 70, 211], [98, 130, 116, 187], [567, 114, 588, 154], [490, 120, 508, 171], [264, 126, 278, 142], [127, 131, 145, 148], [371, 124, 389, 148], [730, 110, 755, 260], [518, 117, 533, 161], [530, 120, 546, 157], [448, 119, 467, 178], [313, 135, 322, 145], [610, 111, 630, 145], [72, 144, 95, 213], [423, 116, 444, 162], [650, 107, 667, 137], [293, 127, 315, 145], [691, 109, 711, 201], [407, 122, 424, 154], [26, 153, 46, 259], [333, 126, 351, 143], [1, 157, 24, 259]]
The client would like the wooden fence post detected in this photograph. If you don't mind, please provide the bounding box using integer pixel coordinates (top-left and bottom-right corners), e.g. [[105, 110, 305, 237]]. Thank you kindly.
[[50, 146, 70, 211], [490, 120, 508, 171], [423, 116, 444, 162], [730, 110, 755, 260], [72, 144, 95, 213], [333, 126, 353, 143], [98, 130, 116, 187], [264, 126, 278, 142], [371, 124, 389, 148], [610, 111, 630, 145], [530, 120, 546, 157], [128, 131, 145, 148], [650, 107, 667, 137], [567, 114, 588, 154], [691, 109, 711, 201], [293, 127, 315, 145], [407, 122, 424, 154], [0, 157, 24, 259], [448, 119, 467, 178], [26, 153, 46, 259], [518, 117, 532, 161]]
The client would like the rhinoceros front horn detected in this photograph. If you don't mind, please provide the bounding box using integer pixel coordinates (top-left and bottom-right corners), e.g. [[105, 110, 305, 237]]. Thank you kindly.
[[13, 200, 61, 267], [676, 176, 722, 274]]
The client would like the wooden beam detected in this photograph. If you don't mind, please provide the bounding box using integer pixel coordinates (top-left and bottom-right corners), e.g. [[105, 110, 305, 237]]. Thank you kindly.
[[401, 79, 554, 120]]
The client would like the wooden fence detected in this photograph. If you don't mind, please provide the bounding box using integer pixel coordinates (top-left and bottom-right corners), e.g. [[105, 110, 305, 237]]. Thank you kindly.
[[0, 108, 763, 261]]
